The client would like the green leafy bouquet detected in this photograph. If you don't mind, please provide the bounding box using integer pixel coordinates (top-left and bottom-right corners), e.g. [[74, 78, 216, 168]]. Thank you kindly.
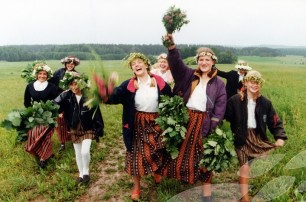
[[21, 60, 47, 83], [162, 5, 190, 47], [199, 127, 237, 172], [155, 95, 189, 159], [1, 100, 59, 142]]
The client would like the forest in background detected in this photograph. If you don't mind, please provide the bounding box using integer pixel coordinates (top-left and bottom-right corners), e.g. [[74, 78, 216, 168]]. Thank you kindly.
[[1, 44, 306, 64]]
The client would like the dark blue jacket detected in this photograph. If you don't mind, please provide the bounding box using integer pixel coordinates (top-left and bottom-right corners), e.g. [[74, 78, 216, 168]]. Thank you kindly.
[[107, 74, 172, 151], [53, 90, 104, 138], [225, 94, 287, 147], [217, 69, 243, 99]]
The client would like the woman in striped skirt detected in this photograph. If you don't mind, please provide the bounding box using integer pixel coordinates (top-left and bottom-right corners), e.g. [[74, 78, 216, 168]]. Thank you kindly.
[[24, 64, 58, 169], [225, 70, 287, 202], [162, 34, 227, 202], [106, 52, 172, 201]]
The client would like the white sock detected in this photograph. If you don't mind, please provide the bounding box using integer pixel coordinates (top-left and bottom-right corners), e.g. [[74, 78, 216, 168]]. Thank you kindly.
[[73, 139, 92, 177]]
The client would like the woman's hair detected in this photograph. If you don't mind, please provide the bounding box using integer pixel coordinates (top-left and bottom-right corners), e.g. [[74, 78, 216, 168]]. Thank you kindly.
[[157, 53, 167, 60], [60, 56, 80, 66]]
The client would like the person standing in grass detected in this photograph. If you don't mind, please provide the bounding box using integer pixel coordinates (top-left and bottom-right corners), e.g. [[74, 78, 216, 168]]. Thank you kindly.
[[106, 52, 172, 201], [217, 60, 252, 99], [161, 34, 227, 202], [49, 56, 80, 152], [53, 72, 104, 185], [24, 64, 58, 169], [225, 70, 287, 202]]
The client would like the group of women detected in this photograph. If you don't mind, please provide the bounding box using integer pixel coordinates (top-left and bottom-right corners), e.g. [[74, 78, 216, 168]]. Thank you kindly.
[[22, 33, 287, 202]]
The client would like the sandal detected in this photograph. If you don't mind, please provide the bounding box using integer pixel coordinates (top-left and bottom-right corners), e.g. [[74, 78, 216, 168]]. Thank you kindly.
[[154, 173, 162, 184], [131, 189, 141, 201]]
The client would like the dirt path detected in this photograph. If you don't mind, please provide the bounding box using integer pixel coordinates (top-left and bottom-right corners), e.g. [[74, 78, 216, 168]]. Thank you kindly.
[[76, 140, 130, 202]]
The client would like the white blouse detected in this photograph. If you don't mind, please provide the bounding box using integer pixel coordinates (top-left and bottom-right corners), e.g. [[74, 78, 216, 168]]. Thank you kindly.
[[186, 79, 207, 112], [33, 80, 48, 91], [135, 76, 159, 112], [247, 98, 257, 128]]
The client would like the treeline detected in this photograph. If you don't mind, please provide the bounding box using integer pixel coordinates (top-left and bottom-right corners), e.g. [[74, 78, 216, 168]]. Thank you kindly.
[[0, 44, 305, 64]]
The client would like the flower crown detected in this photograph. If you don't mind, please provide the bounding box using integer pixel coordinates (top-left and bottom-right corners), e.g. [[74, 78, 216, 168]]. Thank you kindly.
[[124, 52, 151, 68], [21, 60, 47, 83], [32, 64, 53, 79], [59, 72, 90, 90], [243, 71, 265, 86], [195, 51, 218, 63]]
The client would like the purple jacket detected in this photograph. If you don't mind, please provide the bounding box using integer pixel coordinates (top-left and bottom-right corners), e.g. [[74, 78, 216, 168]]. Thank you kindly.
[[168, 48, 227, 137]]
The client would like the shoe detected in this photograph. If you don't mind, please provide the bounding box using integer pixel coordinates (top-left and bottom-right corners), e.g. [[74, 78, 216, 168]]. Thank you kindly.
[[82, 175, 90, 185], [131, 189, 141, 201], [38, 160, 46, 169], [59, 144, 65, 152], [76, 177, 83, 184], [154, 173, 162, 184], [201, 196, 212, 202]]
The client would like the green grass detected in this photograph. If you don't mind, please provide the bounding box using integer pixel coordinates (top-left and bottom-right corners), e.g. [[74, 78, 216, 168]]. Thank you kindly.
[[0, 56, 306, 201]]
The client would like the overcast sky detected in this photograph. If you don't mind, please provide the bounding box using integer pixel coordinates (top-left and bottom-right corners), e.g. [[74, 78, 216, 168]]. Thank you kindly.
[[1, 0, 306, 47]]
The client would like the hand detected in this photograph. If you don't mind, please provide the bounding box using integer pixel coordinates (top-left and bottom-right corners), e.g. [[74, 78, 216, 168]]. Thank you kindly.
[[163, 33, 176, 49], [275, 139, 285, 147], [209, 120, 218, 134], [109, 72, 119, 85]]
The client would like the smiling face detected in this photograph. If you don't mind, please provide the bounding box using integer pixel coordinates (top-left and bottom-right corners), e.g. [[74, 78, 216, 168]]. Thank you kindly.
[[244, 80, 261, 95], [65, 62, 75, 71], [69, 81, 82, 95], [197, 55, 215, 74], [158, 58, 169, 73], [130, 58, 149, 77], [37, 70, 48, 82]]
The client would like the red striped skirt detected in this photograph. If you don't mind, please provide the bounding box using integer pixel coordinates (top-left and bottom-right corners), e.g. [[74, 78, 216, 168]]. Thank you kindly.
[[235, 129, 276, 166], [25, 125, 54, 161], [55, 115, 71, 144], [162, 110, 212, 184], [125, 111, 165, 176]]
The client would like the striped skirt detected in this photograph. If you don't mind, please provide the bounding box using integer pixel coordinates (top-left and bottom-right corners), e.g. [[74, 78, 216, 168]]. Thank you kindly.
[[235, 129, 276, 166], [162, 110, 212, 184], [68, 123, 95, 144], [55, 115, 71, 144], [25, 125, 54, 161], [125, 111, 166, 176]]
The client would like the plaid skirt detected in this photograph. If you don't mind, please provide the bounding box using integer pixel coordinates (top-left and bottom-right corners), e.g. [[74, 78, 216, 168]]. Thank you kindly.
[[55, 114, 71, 144], [162, 110, 212, 184], [235, 129, 276, 166], [125, 111, 166, 176], [25, 125, 54, 161]]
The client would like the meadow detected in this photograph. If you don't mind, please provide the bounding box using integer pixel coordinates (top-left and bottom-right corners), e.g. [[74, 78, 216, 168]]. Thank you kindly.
[[0, 56, 305, 201]]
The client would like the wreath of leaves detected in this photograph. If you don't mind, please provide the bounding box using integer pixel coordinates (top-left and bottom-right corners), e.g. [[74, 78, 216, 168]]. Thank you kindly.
[[155, 95, 189, 159]]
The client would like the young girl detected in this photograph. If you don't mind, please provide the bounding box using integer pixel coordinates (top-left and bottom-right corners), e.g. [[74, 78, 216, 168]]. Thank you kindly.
[[225, 70, 287, 202], [53, 72, 104, 185], [106, 52, 172, 201], [50, 56, 80, 152]]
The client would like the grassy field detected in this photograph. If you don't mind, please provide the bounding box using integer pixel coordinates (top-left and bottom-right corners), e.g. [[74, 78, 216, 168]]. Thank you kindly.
[[0, 56, 306, 201]]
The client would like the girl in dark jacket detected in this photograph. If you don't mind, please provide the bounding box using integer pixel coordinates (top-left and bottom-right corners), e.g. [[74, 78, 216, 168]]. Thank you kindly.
[[225, 70, 287, 202], [49, 56, 80, 151], [53, 72, 104, 185], [162, 34, 227, 202], [24, 64, 58, 169], [106, 52, 172, 201]]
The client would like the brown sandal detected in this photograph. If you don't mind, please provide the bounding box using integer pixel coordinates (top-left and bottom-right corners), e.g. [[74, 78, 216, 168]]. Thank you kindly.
[[131, 189, 141, 201]]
